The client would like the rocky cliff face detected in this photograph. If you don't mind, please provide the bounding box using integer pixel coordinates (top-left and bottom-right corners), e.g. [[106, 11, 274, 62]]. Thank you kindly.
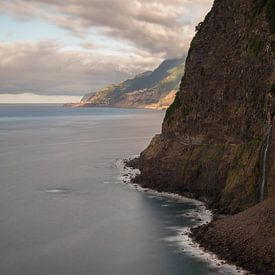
[[65, 57, 185, 110], [134, 0, 275, 214]]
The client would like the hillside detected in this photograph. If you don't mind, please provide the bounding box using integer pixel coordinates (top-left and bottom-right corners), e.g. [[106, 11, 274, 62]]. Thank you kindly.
[[65, 56, 185, 109], [132, 0, 275, 215]]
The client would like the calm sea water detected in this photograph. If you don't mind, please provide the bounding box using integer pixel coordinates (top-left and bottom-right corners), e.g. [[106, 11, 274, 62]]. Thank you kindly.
[[0, 105, 238, 275]]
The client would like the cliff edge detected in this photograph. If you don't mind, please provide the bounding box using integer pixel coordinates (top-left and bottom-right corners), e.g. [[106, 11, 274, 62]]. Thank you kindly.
[[133, 0, 275, 214]]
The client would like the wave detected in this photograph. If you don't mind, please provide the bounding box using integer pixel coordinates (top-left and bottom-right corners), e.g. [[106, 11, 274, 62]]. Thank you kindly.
[[115, 157, 247, 275]]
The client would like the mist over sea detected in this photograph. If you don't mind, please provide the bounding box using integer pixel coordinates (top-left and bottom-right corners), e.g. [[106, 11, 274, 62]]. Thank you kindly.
[[0, 105, 238, 275]]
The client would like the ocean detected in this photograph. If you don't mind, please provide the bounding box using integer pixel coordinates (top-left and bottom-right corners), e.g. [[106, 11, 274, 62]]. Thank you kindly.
[[0, 104, 239, 275]]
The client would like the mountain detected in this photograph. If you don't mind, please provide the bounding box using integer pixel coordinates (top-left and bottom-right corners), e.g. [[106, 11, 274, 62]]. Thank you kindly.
[[129, 1, 275, 273], [65, 56, 185, 109], [132, 0, 275, 214]]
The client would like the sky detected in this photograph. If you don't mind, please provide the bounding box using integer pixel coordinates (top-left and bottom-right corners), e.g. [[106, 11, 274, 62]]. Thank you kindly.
[[0, 0, 213, 102]]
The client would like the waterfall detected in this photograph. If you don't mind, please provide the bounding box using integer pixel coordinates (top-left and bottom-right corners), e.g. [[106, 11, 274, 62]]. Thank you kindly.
[[259, 125, 272, 202]]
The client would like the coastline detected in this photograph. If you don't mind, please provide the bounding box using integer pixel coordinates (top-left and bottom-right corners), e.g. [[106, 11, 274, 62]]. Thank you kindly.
[[117, 158, 248, 275], [191, 198, 275, 275], [63, 103, 169, 111]]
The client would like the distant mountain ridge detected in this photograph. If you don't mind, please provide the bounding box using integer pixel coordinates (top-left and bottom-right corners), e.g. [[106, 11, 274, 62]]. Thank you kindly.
[[65, 56, 185, 109]]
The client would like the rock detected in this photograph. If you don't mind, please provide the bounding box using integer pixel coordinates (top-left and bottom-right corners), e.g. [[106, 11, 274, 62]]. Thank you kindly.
[[129, 0, 275, 274], [133, 0, 275, 214], [191, 197, 275, 275], [128, 0, 275, 274], [264, 255, 272, 264]]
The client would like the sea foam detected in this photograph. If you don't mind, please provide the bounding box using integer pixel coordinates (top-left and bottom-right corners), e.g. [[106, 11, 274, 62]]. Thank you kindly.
[[116, 157, 248, 275]]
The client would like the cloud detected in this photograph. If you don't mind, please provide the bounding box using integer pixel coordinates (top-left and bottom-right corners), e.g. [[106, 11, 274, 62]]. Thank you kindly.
[[0, 40, 162, 95], [0, 0, 213, 57], [0, 0, 213, 96]]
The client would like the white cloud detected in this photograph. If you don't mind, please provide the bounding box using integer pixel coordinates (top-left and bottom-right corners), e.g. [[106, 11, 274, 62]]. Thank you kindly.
[[0, 0, 213, 56], [0, 40, 162, 95], [0, 0, 213, 95]]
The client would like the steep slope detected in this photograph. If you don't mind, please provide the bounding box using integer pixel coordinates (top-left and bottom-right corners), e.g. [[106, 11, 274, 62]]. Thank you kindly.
[[132, 0, 275, 214], [65, 57, 185, 109], [192, 196, 275, 275]]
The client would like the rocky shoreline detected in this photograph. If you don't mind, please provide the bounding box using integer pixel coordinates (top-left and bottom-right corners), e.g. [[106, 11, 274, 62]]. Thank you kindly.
[[63, 102, 169, 110], [125, 1, 275, 274], [127, 157, 214, 207], [191, 197, 275, 275], [121, 159, 248, 274], [126, 158, 275, 274]]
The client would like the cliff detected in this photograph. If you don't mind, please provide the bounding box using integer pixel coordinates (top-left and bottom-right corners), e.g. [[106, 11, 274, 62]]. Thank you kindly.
[[65, 57, 185, 110], [133, 0, 275, 215]]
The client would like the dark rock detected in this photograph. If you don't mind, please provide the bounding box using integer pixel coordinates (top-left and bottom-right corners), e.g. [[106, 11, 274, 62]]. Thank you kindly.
[[133, 0, 275, 214], [191, 197, 275, 275], [129, 1, 275, 274]]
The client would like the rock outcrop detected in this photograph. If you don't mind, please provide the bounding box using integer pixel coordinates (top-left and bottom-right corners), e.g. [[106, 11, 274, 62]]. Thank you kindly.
[[65, 57, 185, 110], [191, 196, 275, 275], [133, 0, 275, 214]]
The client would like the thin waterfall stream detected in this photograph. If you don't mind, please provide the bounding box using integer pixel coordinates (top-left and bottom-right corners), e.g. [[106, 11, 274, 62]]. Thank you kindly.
[[259, 125, 272, 202]]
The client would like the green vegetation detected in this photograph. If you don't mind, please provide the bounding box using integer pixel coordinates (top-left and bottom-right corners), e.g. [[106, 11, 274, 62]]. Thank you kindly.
[[269, 84, 275, 96], [82, 56, 185, 108], [222, 139, 263, 213], [164, 89, 192, 122], [266, 0, 275, 34], [250, 0, 274, 54], [248, 36, 264, 56], [253, 0, 268, 18], [164, 93, 181, 121], [190, 144, 225, 162], [157, 65, 184, 93], [248, 138, 262, 146], [247, 90, 264, 109], [181, 103, 192, 118]]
